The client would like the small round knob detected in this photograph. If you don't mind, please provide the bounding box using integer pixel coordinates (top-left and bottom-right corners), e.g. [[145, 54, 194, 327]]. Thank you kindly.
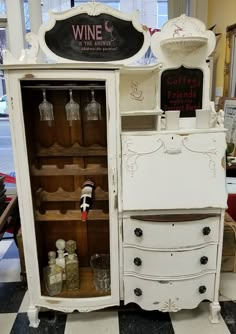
[[202, 227, 211, 235], [134, 257, 142, 266], [134, 228, 143, 237], [134, 288, 142, 296], [199, 285, 207, 294], [200, 256, 208, 265]]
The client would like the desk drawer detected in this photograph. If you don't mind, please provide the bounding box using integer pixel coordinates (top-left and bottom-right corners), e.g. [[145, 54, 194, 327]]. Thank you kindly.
[[123, 215, 220, 249], [124, 273, 215, 311], [123, 244, 217, 277]]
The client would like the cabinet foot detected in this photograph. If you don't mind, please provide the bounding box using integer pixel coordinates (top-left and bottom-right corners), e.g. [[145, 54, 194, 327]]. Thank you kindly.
[[209, 302, 221, 324], [28, 306, 40, 328]]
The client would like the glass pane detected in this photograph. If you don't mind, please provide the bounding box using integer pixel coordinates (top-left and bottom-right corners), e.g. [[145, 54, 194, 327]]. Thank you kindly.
[[158, 15, 168, 28], [0, 0, 6, 15], [42, 0, 71, 23]]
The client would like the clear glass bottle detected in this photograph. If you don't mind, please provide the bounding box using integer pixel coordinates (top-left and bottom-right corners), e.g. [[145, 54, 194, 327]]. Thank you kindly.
[[44, 251, 63, 296], [55, 239, 66, 280], [65, 240, 79, 290]]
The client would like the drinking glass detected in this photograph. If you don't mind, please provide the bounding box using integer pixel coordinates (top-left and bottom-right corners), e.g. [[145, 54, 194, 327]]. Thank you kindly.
[[38, 89, 54, 127], [65, 89, 80, 126], [84, 89, 102, 121]]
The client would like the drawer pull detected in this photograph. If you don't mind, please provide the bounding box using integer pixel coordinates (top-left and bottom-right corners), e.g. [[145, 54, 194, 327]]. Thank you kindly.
[[134, 228, 143, 237], [202, 227, 211, 235], [199, 285, 207, 294], [134, 257, 142, 266], [134, 288, 142, 296], [200, 256, 208, 265]]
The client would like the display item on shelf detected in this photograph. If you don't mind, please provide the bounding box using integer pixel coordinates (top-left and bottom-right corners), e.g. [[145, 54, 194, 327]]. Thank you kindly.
[[55, 239, 66, 280], [43, 251, 63, 296], [90, 254, 110, 292], [65, 240, 80, 290]]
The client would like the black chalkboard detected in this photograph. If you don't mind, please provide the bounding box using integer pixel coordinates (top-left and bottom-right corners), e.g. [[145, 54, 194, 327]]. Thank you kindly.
[[45, 13, 144, 62], [161, 66, 203, 117]]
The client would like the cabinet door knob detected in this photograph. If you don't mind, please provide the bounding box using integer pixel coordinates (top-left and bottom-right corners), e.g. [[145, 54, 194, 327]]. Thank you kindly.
[[134, 288, 142, 296], [134, 228, 143, 237], [202, 227, 211, 235], [200, 256, 208, 265], [199, 285, 207, 294], [134, 257, 142, 266]]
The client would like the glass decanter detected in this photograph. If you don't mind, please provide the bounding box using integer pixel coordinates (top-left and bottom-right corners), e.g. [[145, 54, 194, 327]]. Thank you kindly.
[[65, 89, 80, 126], [44, 251, 63, 296], [65, 240, 79, 290], [38, 89, 54, 127], [55, 239, 66, 280], [84, 89, 102, 121]]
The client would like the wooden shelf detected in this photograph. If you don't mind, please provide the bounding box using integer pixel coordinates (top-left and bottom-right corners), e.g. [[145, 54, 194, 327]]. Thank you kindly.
[[37, 143, 107, 157], [23, 85, 105, 90], [31, 164, 108, 176], [35, 209, 109, 221], [36, 186, 108, 203], [41, 267, 110, 298], [121, 110, 163, 116]]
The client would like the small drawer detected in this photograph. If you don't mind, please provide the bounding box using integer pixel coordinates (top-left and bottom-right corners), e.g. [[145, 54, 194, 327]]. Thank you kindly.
[[123, 244, 217, 277], [124, 273, 215, 311], [123, 215, 220, 249]]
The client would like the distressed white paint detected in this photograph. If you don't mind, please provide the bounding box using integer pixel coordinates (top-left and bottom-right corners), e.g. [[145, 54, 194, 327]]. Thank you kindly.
[[122, 132, 227, 211], [3, 10, 227, 327], [4, 68, 120, 321]]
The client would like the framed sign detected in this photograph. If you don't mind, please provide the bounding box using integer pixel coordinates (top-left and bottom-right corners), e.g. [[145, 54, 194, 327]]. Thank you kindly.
[[39, 3, 150, 64], [161, 66, 203, 117]]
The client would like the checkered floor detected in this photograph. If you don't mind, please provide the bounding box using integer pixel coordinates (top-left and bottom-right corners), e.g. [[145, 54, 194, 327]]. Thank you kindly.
[[0, 237, 236, 334]]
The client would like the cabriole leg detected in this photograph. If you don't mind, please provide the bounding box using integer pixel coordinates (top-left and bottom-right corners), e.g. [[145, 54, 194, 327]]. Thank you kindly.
[[28, 305, 40, 328]]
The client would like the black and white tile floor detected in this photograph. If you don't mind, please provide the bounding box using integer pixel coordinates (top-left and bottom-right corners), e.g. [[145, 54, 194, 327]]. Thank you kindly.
[[0, 237, 236, 334]]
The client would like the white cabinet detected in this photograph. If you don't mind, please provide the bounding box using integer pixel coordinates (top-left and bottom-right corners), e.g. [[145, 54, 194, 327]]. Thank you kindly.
[[5, 68, 120, 326], [3, 3, 227, 328]]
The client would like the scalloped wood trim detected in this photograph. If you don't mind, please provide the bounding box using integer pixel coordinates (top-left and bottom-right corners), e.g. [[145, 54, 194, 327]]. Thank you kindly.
[[31, 164, 108, 176], [37, 142, 107, 157], [36, 186, 108, 202], [35, 209, 109, 221]]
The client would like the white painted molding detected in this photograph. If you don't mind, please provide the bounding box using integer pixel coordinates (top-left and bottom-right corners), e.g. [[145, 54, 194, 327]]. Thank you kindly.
[[37, 2, 150, 65], [150, 15, 216, 111]]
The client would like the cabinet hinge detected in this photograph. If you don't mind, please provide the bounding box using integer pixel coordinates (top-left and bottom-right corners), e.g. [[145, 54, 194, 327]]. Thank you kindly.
[[11, 97, 14, 111], [114, 194, 118, 210]]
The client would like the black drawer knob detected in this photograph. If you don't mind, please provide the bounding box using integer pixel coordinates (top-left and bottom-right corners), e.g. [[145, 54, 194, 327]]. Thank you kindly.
[[199, 285, 207, 294], [134, 288, 142, 296], [200, 256, 208, 265], [134, 257, 142, 266], [202, 227, 211, 235], [134, 228, 143, 237]]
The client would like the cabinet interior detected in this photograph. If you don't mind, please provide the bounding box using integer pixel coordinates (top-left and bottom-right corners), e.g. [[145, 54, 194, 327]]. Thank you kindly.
[[20, 79, 110, 297]]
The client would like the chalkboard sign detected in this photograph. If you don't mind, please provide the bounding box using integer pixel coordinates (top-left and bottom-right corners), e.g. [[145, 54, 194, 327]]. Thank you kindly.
[[161, 66, 203, 117], [45, 13, 145, 62]]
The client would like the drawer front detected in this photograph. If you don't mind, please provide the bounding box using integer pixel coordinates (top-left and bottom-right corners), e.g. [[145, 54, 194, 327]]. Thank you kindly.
[[123, 244, 217, 277], [123, 216, 220, 249], [124, 273, 215, 311], [122, 133, 227, 210]]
